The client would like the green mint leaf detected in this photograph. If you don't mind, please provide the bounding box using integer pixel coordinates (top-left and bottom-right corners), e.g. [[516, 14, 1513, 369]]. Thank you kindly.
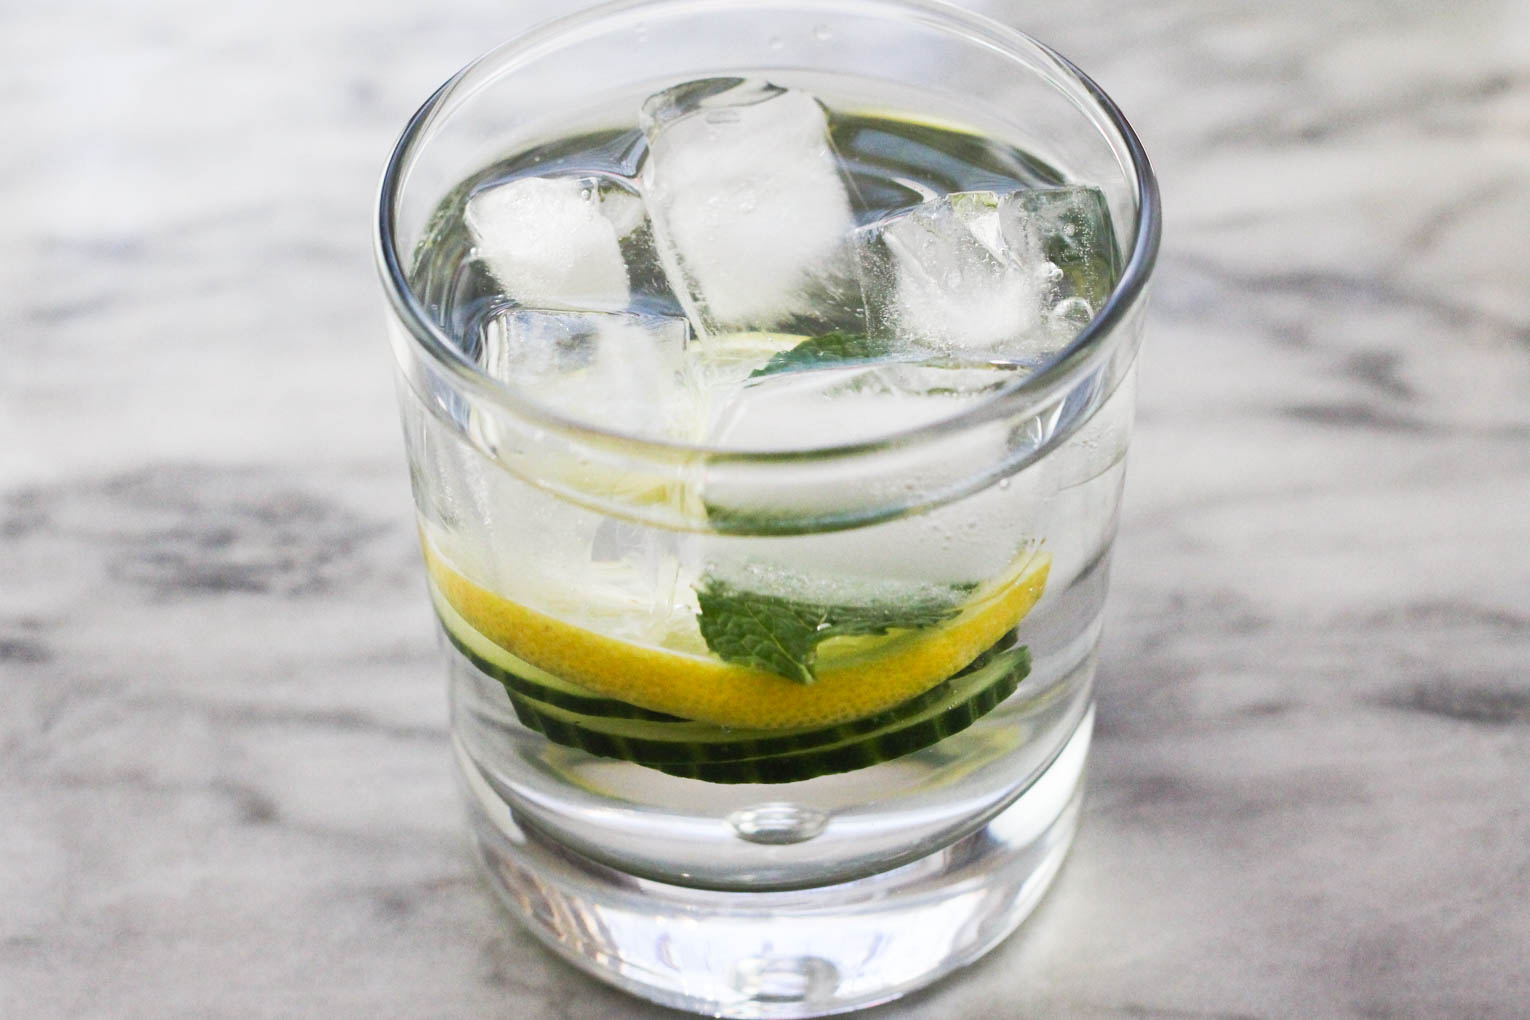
[[748, 331, 894, 379], [694, 577, 972, 684]]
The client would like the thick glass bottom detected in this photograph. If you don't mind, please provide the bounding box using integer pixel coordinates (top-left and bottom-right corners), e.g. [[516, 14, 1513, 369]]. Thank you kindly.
[[457, 706, 1091, 1018]]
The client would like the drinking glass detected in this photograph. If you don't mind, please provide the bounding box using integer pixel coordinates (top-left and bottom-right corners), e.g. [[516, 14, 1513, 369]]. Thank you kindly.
[[375, 1, 1158, 1015]]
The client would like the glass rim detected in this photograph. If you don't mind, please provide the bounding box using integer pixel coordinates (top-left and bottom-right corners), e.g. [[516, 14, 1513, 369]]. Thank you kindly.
[[373, 0, 1161, 464]]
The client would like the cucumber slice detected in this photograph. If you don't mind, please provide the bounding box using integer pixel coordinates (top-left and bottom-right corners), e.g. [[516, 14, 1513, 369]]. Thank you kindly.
[[432, 585, 686, 722], [506, 645, 1030, 783], [504, 643, 1022, 762]]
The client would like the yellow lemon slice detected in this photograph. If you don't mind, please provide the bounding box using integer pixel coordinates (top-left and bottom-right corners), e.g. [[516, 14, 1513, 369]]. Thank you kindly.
[[425, 542, 1048, 731]]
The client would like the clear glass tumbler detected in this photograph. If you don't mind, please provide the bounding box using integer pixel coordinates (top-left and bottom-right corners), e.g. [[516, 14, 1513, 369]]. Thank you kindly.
[[375, 1, 1158, 1015]]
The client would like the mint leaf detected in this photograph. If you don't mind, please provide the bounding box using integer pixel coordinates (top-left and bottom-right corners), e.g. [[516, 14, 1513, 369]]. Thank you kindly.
[[749, 331, 894, 379], [694, 577, 972, 683]]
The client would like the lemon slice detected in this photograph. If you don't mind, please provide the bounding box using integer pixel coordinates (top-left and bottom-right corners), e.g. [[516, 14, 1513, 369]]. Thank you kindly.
[[425, 542, 1049, 730]]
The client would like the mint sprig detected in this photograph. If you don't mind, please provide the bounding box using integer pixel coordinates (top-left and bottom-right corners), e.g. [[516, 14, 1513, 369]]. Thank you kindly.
[[749, 330, 894, 379], [694, 577, 974, 684]]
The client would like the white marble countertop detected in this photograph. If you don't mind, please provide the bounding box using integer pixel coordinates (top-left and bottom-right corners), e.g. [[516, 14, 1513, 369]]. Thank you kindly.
[[5, 0, 1529, 1016]]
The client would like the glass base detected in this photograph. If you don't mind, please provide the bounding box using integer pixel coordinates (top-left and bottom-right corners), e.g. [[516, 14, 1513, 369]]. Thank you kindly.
[[456, 709, 1091, 1018]]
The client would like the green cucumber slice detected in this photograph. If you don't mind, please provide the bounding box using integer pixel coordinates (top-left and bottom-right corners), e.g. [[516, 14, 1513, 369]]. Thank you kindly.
[[507, 645, 1030, 783], [504, 643, 1022, 762], [432, 585, 686, 722]]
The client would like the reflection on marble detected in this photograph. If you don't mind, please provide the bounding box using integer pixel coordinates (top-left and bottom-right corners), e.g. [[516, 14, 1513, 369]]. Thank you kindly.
[[3, 0, 1528, 1016]]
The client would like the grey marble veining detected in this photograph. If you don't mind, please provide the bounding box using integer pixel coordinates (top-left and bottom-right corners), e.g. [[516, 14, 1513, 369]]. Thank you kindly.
[[4, 0, 1529, 1017]]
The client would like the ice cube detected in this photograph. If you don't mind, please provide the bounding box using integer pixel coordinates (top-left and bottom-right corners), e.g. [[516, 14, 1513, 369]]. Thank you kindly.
[[859, 191, 1043, 356], [997, 186, 1119, 339], [696, 476, 1042, 598], [697, 359, 1044, 571], [705, 361, 1016, 451], [586, 517, 690, 645], [426, 467, 689, 646], [859, 186, 1120, 358], [465, 174, 638, 311], [639, 78, 863, 335], [475, 307, 699, 442], [695, 363, 1046, 596], [447, 311, 699, 640]]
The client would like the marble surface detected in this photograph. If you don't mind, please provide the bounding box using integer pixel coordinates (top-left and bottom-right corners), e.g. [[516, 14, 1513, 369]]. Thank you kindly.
[[5, 0, 1529, 1016]]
